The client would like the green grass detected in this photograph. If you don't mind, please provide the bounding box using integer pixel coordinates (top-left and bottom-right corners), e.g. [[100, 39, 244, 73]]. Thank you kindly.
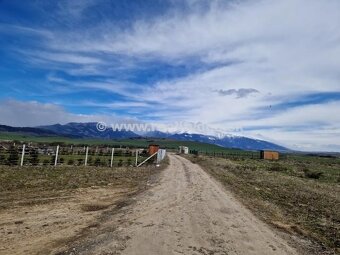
[[188, 154, 340, 254]]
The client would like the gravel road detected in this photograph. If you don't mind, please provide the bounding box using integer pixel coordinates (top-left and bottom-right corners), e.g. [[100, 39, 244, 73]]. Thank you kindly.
[[62, 154, 299, 255], [77, 155, 297, 255]]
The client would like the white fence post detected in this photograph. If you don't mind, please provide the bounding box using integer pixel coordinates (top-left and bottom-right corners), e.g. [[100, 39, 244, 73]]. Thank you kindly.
[[85, 146, 89, 166], [20, 144, 25, 167], [110, 148, 114, 167], [135, 149, 138, 166], [54, 145, 59, 166]]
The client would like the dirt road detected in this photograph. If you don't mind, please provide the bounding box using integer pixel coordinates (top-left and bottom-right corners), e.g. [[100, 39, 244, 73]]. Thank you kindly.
[[64, 154, 299, 255]]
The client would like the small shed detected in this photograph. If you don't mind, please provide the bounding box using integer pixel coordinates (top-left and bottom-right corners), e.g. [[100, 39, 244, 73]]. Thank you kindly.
[[148, 144, 160, 155], [179, 146, 189, 154], [260, 150, 279, 160]]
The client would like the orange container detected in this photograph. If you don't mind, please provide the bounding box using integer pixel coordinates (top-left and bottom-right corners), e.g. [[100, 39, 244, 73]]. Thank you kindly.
[[148, 144, 160, 155], [260, 150, 279, 160]]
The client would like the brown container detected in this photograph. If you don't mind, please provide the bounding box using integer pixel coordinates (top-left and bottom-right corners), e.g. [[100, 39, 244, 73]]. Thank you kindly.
[[148, 144, 160, 155], [260, 150, 279, 160]]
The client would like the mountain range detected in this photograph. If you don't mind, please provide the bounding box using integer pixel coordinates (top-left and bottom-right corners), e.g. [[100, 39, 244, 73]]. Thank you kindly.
[[0, 122, 288, 151]]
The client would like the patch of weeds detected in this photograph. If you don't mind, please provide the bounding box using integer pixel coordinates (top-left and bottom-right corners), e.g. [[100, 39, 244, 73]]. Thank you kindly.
[[304, 170, 323, 179], [267, 163, 288, 172], [81, 203, 110, 212]]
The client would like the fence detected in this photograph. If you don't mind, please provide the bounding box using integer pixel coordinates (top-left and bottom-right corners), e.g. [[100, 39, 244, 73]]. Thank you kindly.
[[190, 150, 287, 160], [190, 150, 261, 159], [0, 144, 150, 167]]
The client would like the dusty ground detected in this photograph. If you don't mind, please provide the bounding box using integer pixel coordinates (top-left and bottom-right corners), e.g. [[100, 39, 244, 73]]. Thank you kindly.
[[0, 186, 134, 255], [0, 164, 162, 255], [55, 154, 302, 255]]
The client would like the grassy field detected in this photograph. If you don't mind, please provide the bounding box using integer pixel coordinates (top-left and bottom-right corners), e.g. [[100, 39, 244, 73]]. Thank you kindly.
[[187, 154, 340, 254], [0, 160, 168, 210]]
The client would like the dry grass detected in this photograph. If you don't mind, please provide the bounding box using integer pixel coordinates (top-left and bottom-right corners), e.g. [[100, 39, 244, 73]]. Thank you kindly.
[[81, 203, 111, 212], [187, 155, 340, 254], [0, 161, 167, 210]]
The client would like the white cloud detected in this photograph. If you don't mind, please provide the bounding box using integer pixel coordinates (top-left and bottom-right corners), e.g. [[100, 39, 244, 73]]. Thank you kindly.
[[0, 100, 121, 127]]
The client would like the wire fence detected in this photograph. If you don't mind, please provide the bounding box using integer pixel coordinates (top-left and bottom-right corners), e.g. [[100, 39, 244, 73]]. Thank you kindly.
[[0, 144, 150, 167], [189, 150, 286, 160]]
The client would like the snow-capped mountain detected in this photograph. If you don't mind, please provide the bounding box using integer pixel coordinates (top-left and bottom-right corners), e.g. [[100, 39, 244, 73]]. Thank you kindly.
[[0, 122, 288, 151], [162, 132, 288, 151]]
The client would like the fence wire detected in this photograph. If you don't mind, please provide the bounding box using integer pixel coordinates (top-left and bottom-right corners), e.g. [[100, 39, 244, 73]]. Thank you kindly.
[[0, 145, 149, 167]]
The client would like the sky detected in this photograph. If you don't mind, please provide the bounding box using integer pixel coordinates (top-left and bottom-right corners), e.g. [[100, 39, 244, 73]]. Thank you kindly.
[[0, 0, 339, 151]]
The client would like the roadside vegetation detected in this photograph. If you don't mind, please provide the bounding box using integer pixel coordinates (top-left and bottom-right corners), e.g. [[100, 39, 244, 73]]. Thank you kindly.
[[187, 154, 340, 254]]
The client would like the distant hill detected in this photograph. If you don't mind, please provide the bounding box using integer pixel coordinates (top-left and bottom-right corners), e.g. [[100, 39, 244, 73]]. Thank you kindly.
[[0, 122, 288, 151], [0, 124, 59, 136], [38, 122, 139, 139]]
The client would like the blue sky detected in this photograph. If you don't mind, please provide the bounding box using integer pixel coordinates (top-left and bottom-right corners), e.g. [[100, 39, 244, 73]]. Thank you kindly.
[[0, 0, 340, 151]]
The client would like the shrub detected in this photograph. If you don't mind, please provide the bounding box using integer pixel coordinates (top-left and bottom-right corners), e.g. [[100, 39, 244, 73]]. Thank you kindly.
[[29, 149, 39, 165], [42, 159, 50, 166], [77, 158, 84, 165], [94, 158, 101, 166], [50, 155, 56, 165], [87, 156, 93, 165], [267, 163, 287, 172], [8, 146, 19, 166], [304, 171, 323, 179], [118, 159, 123, 167], [0, 154, 6, 164], [67, 159, 74, 165]]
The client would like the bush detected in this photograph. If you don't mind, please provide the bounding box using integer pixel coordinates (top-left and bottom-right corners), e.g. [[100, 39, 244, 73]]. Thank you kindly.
[[77, 158, 84, 166], [8, 146, 19, 166], [118, 159, 123, 167], [88, 156, 93, 165], [50, 156, 56, 165], [59, 157, 65, 164], [0, 154, 6, 164], [304, 171, 323, 179], [67, 159, 74, 165], [267, 163, 287, 172], [94, 158, 101, 166], [42, 159, 50, 166], [29, 149, 39, 165]]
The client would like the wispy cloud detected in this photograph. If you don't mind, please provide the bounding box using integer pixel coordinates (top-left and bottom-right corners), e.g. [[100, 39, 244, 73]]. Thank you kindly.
[[215, 88, 259, 98]]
